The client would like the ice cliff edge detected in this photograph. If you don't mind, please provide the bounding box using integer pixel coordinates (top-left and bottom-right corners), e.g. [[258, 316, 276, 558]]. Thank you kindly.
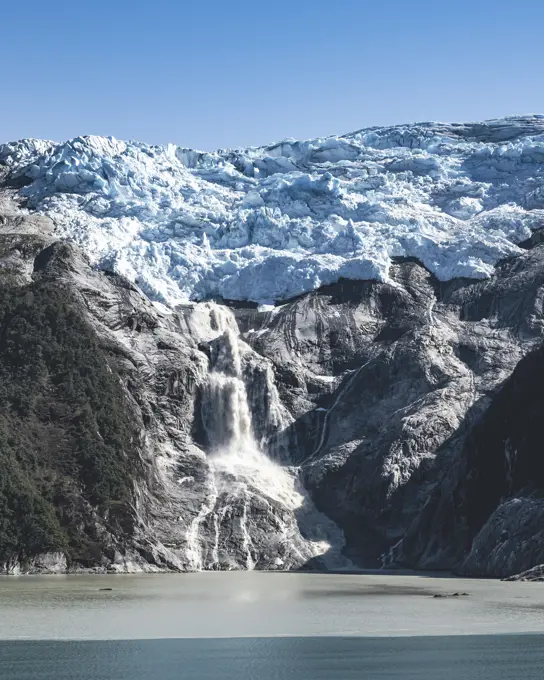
[[2, 115, 544, 306]]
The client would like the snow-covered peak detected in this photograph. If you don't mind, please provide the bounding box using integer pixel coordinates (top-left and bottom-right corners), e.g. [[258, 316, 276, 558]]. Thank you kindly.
[[2, 116, 544, 306]]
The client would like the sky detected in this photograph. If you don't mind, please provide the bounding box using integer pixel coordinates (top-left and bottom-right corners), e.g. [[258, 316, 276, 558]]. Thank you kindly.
[[1, 0, 544, 150]]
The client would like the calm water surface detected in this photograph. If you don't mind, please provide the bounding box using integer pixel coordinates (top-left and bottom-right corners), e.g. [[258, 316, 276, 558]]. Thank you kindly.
[[0, 573, 543, 679], [2, 635, 544, 680]]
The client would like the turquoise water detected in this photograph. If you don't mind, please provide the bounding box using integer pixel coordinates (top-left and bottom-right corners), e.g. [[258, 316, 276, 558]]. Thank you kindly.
[[2, 635, 544, 679]]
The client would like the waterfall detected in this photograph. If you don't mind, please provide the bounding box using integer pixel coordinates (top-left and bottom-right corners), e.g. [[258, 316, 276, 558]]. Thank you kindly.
[[202, 328, 307, 508], [202, 329, 254, 454], [184, 305, 346, 571]]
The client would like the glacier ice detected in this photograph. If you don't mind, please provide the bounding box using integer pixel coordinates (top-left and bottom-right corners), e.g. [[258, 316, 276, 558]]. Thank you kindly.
[[2, 116, 544, 306]]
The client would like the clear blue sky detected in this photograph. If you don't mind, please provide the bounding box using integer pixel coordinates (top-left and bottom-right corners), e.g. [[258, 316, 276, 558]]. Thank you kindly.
[[1, 0, 543, 150]]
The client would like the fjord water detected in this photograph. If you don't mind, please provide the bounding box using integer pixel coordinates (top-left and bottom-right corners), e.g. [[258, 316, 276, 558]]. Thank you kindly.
[[4, 636, 544, 680], [1, 573, 544, 679]]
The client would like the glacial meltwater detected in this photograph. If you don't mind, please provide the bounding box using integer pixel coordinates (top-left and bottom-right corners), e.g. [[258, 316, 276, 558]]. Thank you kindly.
[[184, 315, 345, 571], [0, 573, 543, 679]]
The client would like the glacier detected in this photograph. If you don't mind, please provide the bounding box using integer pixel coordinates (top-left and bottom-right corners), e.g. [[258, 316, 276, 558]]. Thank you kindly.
[[2, 115, 544, 306]]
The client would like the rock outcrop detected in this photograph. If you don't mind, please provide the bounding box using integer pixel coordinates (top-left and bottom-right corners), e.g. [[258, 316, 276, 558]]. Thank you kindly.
[[505, 564, 544, 581]]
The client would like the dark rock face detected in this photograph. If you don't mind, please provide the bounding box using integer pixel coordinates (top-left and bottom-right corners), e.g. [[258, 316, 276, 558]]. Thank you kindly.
[[395, 344, 544, 577], [1, 190, 544, 576]]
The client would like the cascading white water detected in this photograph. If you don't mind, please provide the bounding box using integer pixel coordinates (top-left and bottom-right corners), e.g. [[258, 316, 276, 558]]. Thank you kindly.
[[185, 304, 345, 571], [202, 329, 254, 453]]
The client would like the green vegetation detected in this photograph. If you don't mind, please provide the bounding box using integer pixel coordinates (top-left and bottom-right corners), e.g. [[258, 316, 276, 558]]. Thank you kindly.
[[0, 283, 141, 566]]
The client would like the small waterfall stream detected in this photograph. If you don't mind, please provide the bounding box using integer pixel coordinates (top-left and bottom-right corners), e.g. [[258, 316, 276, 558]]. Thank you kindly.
[[184, 306, 345, 571]]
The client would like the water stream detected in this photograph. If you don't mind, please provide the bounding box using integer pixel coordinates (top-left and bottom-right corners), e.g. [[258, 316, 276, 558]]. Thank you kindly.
[[185, 308, 345, 571]]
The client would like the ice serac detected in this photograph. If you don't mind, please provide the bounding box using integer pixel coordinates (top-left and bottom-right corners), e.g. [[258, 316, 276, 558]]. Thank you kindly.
[[2, 116, 544, 307]]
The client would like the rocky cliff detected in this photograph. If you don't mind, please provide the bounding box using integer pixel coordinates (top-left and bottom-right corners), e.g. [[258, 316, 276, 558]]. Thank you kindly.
[[1, 118, 544, 577]]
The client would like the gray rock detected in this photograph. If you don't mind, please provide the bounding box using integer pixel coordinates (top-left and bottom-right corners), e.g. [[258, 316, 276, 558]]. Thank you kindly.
[[0, 552, 67, 575], [505, 564, 544, 582], [462, 499, 544, 578]]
